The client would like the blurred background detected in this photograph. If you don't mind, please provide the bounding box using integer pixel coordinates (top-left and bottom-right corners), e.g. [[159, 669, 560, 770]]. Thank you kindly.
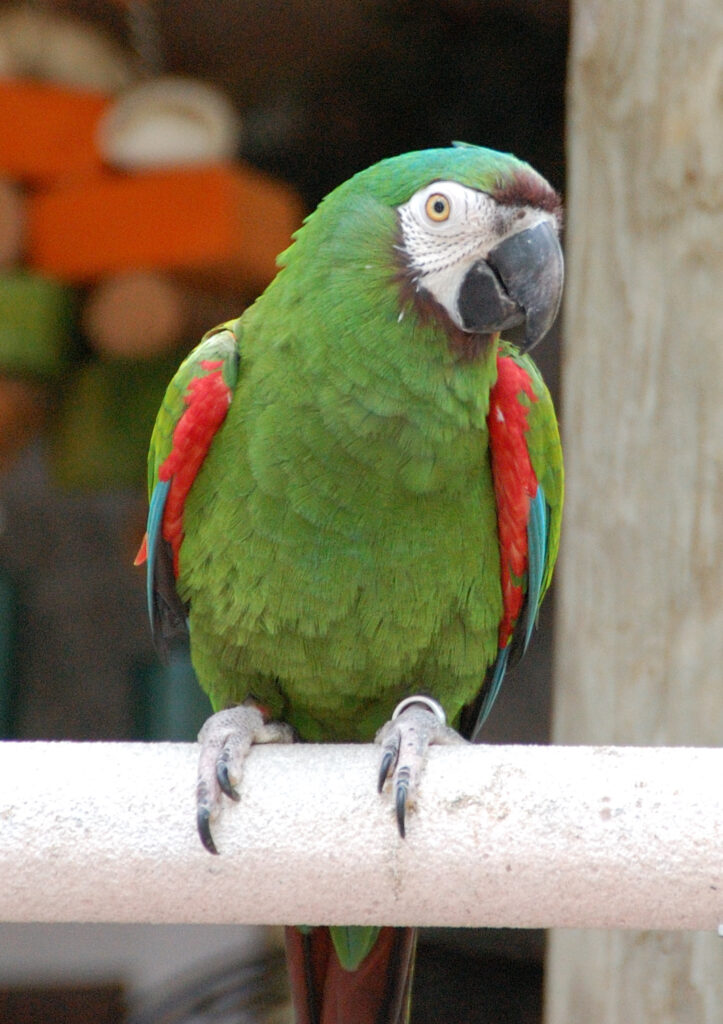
[[0, 1, 568, 1021]]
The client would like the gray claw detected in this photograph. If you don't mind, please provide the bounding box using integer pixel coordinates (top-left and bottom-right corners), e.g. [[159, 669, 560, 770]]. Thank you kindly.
[[196, 783, 219, 855], [395, 770, 410, 838], [195, 705, 294, 855], [375, 695, 465, 837], [378, 745, 397, 793], [216, 757, 240, 801]]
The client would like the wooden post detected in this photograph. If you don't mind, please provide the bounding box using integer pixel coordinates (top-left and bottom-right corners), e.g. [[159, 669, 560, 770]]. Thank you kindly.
[[546, 1, 723, 1021]]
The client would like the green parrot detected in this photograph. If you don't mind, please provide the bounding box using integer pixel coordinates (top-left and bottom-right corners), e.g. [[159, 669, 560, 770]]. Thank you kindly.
[[138, 143, 564, 1024]]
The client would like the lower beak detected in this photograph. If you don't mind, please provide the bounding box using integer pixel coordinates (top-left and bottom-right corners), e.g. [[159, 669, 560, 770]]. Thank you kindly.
[[456, 220, 564, 352]]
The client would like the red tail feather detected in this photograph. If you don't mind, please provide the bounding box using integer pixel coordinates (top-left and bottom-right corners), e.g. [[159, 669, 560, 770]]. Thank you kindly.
[[285, 926, 417, 1024], [134, 533, 148, 566]]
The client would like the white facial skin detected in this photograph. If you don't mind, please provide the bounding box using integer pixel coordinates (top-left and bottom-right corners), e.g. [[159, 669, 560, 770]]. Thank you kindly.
[[397, 180, 556, 331]]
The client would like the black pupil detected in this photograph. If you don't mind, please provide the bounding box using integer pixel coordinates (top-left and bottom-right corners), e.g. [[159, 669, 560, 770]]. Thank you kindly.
[[433, 199, 446, 214]]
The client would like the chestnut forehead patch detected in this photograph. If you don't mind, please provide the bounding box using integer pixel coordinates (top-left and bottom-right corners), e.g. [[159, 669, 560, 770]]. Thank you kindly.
[[492, 168, 562, 222]]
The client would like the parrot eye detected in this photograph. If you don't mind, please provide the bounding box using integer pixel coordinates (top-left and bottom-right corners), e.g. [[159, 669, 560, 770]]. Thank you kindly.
[[424, 193, 451, 222]]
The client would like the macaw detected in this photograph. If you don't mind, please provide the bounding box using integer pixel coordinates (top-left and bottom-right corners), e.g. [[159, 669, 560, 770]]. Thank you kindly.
[[137, 143, 564, 1024]]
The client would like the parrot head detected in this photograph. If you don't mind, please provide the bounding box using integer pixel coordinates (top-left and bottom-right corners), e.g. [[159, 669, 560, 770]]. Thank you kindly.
[[395, 165, 563, 353], [285, 143, 563, 360]]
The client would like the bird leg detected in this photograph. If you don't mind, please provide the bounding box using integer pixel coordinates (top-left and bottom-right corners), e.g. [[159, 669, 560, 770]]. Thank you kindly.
[[376, 695, 465, 837], [196, 702, 294, 854]]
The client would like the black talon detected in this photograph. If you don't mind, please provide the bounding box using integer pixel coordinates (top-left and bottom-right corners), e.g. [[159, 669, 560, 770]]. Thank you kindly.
[[216, 757, 240, 801], [197, 804, 219, 855], [395, 780, 408, 839], [378, 747, 396, 792]]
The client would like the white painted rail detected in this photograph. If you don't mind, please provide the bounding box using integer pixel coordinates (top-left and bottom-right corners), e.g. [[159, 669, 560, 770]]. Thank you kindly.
[[1, 741, 721, 931]]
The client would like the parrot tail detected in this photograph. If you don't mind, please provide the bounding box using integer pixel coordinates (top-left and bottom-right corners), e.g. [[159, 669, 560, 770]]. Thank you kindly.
[[284, 925, 417, 1024]]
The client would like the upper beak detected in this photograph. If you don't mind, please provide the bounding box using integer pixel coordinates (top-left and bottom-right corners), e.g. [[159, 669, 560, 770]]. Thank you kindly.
[[456, 220, 564, 351]]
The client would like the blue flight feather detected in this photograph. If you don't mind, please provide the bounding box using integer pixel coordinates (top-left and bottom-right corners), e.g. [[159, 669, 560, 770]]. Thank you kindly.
[[145, 478, 170, 627], [471, 484, 549, 741], [523, 484, 548, 653], [471, 644, 510, 741]]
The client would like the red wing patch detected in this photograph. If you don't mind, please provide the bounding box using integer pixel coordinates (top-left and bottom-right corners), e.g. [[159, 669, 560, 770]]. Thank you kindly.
[[159, 359, 232, 575], [487, 355, 539, 647]]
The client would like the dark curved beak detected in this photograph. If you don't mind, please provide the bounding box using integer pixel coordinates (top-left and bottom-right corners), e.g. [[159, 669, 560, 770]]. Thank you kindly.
[[456, 220, 564, 352]]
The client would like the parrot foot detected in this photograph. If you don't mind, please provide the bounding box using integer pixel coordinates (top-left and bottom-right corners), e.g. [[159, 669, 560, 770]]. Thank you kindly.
[[376, 695, 465, 838], [196, 703, 294, 855]]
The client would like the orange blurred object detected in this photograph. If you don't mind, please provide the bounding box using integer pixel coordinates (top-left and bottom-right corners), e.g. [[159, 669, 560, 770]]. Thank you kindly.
[[27, 163, 303, 292], [0, 79, 109, 185]]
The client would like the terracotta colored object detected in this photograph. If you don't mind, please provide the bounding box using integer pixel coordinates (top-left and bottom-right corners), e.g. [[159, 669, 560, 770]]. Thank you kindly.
[[0, 79, 109, 186], [83, 271, 189, 360], [82, 271, 242, 360], [27, 163, 303, 292], [0, 376, 47, 472], [0, 178, 25, 268]]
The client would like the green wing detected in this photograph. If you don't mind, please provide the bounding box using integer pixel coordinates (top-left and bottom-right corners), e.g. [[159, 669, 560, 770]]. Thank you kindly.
[[146, 323, 240, 499], [468, 341, 563, 739], [142, 323, 241, 655], [504, 343, 564, 604]]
